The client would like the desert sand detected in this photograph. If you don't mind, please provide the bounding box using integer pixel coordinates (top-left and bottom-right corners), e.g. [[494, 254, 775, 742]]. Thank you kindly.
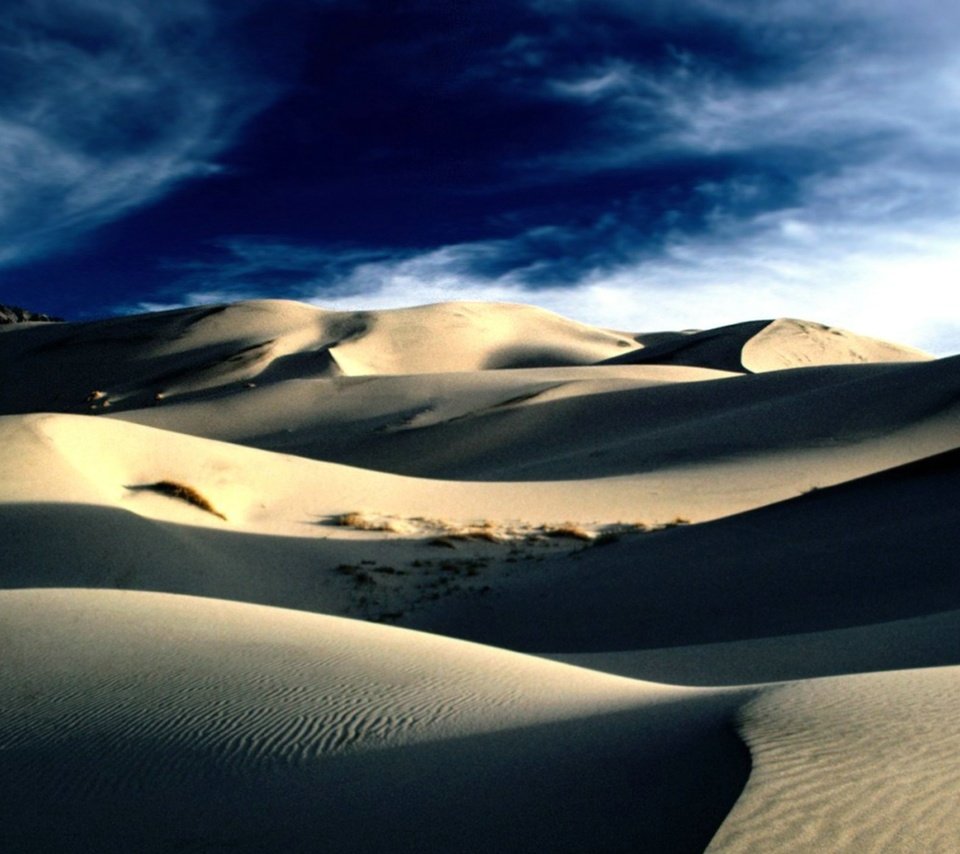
[[1, 299, 958, 852]]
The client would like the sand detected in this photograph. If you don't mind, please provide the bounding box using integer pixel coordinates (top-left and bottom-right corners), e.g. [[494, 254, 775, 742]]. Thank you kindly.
[[1, 298, 958, 852], [0, 588, 748, 853]]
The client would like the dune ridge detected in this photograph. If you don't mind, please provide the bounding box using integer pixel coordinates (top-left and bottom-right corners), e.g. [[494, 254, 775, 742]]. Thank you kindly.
[[0, 589, 748, 853], [709, 667, 960, 852]]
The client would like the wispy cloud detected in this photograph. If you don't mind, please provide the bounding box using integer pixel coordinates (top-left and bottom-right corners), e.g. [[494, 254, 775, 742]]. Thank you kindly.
[[0, 0, 272, 266], [315, 221, 960, 356], [146, 199, 960, 355], [538, 2, 960, 171], [114, 0, 960, 355]]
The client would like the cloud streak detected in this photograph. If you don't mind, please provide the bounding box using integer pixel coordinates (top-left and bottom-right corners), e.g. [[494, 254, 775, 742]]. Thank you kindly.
[[31, 0, 954, 357], [0, 0, 271, 266], [537, 0, 960, 173], [146, 195, 960, 356]]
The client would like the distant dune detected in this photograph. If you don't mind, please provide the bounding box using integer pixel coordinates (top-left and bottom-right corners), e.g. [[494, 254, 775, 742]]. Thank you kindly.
[[1, 299, 957, 852]]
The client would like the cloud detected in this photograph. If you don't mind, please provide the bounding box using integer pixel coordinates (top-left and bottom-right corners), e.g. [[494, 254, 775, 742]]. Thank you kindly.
[[537, 1, 960, 173], [308, 219, 960, 356], [0, 0, 273, 266], [113, 0, 960, 356], [144, 196, 960, 356]]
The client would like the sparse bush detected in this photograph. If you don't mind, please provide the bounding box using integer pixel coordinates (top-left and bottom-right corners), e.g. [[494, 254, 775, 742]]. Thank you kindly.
[[333, 512, 410, 533], [466, 528, 503, 543], [135, 480, 226, 520], [542, 522, 594, 542]]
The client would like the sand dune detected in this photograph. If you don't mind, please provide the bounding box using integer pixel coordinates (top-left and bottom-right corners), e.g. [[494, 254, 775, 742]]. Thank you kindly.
[[0, 299, 642, 415], [603, 317, 930, 373], [106, 355, 958, 483], [3, 407, 956, 640], [0, 589, 747, 853], [1, 298, 957, 852], [741, 317, 933, 372], [411, 449, 960, 665], [710, 666, 960, 852]]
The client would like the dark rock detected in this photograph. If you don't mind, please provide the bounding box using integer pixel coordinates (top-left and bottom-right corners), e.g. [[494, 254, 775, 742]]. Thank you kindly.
[[0, 304, 64, 324]]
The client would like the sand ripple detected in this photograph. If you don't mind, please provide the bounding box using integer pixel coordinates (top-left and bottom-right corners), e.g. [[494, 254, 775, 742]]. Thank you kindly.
[[0, 589, 655, 801], [708, 667, 960, 852]]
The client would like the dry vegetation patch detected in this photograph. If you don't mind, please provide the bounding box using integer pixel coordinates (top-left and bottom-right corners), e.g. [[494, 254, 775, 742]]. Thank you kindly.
[[131, 480, 227, 520], [330, 511, 666, 547], [332, 512, 414, 534], [328, 513, 696, 626]]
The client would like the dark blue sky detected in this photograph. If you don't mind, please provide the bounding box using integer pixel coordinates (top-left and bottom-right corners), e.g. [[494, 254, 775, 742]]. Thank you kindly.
[[1, 0, 958, 352]]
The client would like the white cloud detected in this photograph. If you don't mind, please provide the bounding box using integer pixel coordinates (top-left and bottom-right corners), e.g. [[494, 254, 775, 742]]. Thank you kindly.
[[145, 194, 960, 355], [113, 0, 960, 357], [0, 0, 271, 266], [539, 1, 960, 178], [162, 211, 956, 355], [547, 61, 635, 101]]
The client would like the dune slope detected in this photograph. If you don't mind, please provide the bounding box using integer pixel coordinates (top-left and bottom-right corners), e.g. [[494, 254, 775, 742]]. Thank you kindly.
[[0, 589, 747, 854], [109, 355, 960, 482], [0, 299, 642, 416], [709, 666, 960, 852], [411, 448, 960, 674]]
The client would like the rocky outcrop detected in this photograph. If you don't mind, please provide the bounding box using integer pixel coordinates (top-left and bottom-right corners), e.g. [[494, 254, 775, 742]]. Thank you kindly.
[[0, 304, 64, 324]]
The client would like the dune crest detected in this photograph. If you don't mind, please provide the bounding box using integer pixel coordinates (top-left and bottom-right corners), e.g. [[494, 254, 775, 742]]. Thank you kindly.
[[0, 589, 747, 853], [741, 318, 932, 372]]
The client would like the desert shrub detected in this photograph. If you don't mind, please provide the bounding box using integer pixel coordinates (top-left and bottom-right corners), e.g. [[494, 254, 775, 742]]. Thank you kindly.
[[542, 522, 594, 542], [137, 480, 226, 520], [333, 512, 409, 533]]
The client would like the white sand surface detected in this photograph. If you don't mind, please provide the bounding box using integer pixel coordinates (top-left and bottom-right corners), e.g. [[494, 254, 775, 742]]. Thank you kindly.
[[409, 448, 960, 663], [0, 298, 957, 852], [741, 317, 933, 372], [709, 666, 960, 852], [0, 588, 747, 853]]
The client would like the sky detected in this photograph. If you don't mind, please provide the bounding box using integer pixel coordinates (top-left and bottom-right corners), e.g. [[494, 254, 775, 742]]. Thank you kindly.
[[1, 0, 959, 354]]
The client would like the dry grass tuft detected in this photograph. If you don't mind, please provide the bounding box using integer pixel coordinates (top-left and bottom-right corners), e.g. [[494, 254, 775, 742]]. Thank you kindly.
[[541, 522, 595, 542], [335, 511, 378, 529], [330, 512, 663, 548], [138, 480, 226, 520], [333, 512, 410, 533]]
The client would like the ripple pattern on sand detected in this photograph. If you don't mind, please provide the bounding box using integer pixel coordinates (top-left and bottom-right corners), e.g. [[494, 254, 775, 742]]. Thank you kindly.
[[708, 667, 960, 852], [0, 591, 648, 801]]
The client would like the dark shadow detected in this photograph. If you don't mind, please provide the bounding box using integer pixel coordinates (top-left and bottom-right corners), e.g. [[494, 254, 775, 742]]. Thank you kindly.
[[600, 320, 772, 373], [412, 446, 960, 652], [483, 346, 595, 370], [0, 690, 750, 853], [254, 346, 341, 382], [288, 356, 960, 480]]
